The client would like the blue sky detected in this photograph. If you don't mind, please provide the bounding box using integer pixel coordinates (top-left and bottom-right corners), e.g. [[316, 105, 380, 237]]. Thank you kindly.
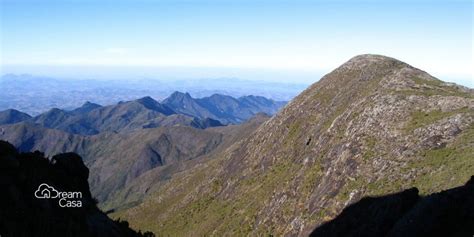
[[0, 0, 472, 86]]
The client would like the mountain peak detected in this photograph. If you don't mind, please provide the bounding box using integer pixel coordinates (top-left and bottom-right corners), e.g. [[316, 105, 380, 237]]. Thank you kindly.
[[135, 96, 175, 115], [135, 96, 160, 108], [136, 96, 157, 104], [333, 54, 409, 76], [305, 54, 444, 101], [165, 91, 193, 101], [47, 108, 66, 114], [0, 109, 32, 125], [344, 54, 405, 65], [70, 101, 102, 115], [82, 101, 100, 107]]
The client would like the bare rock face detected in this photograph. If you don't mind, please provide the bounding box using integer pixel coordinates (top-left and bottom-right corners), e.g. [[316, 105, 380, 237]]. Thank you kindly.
[[115, 54, 474, 236]]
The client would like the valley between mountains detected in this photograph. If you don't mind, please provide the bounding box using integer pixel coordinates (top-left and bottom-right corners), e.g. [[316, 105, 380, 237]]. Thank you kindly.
[[0, 92, 280, 210], [1, 54, 473, 236]]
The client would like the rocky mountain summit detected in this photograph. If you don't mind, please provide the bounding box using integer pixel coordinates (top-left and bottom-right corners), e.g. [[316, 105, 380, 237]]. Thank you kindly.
[[114, 54, 474, 236]]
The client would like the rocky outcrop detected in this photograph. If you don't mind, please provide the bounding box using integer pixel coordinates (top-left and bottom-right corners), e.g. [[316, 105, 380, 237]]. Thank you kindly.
[[0, 140, 154, 237]]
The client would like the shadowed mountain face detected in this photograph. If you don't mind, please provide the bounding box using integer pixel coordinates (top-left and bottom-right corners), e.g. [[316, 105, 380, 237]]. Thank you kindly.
[[0, 140, 154, 237], [310, 177, 474, 237], [112, 55, 474, 236]]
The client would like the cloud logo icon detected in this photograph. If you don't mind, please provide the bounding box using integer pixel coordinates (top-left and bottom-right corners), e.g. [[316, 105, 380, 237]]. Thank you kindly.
[[34, 183, 59, 199]]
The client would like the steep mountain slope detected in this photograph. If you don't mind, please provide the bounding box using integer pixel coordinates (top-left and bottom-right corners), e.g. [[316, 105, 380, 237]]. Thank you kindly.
[[101, 113, 270, 212], [0, 140, 154, 237], [0, 109, 32, 125], [163, 91, 286, 124], [114, 55, 474, 236]]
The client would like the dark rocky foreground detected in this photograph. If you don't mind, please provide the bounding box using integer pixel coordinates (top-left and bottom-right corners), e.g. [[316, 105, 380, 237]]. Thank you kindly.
[[311, 176, 474, 237], [0, 140, 154, 237]]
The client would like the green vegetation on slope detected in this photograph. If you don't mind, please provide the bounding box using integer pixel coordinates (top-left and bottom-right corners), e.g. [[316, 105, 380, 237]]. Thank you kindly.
[[404, 107, 471, 132], [112, 55, 474, 236]]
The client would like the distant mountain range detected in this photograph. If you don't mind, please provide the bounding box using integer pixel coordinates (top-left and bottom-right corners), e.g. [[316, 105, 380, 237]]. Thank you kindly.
[[0, 91, 282, 210], [0, 91, 276, 208], [162, 91, 285, 124], [0, 92, 286, 135], [0, 74, 303, 115]]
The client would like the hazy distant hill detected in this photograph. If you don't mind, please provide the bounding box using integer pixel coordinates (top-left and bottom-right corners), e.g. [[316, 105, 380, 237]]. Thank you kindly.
[[113, 55, 474, 236], [0, 109, 32, 125], [163, 91, 286, 124]]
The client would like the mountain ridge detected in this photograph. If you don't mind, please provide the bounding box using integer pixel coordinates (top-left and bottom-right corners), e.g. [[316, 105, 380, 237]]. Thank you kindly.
[[0, 93, 285, 135], [113, 54, 474, 236], [162, 91, 286, 124]]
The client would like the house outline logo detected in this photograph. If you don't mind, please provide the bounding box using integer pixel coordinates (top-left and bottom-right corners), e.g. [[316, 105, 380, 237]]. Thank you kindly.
[[34, 183, 59, 199], [33, 183, 83, 208]]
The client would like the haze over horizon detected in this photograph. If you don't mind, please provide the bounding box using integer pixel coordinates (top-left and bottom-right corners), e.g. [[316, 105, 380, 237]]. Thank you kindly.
[[1, 0, 473, 87]]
